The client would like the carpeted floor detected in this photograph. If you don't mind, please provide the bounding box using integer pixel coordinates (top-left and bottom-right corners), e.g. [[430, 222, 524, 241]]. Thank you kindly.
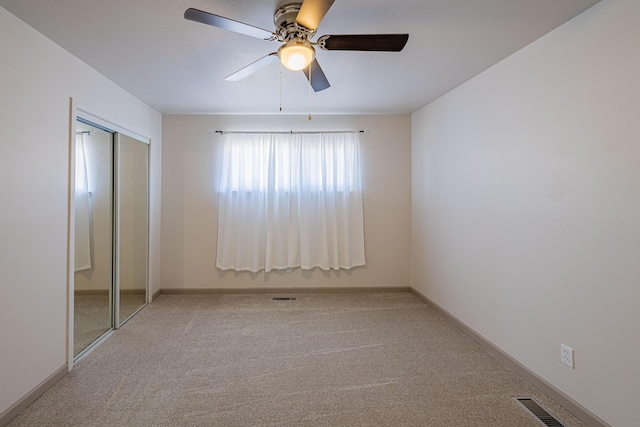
[[11, 292, 585, 426], [74, 294, 147, 356], [74, 294, 112, 356]]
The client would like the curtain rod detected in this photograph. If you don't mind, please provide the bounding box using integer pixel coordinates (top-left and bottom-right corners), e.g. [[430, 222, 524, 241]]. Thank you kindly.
[[212, 130, 365, 135]]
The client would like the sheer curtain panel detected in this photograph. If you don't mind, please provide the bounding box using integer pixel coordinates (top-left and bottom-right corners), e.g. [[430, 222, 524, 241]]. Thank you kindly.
[[75, 134, 92, 271], [216, 132, 365, 272]]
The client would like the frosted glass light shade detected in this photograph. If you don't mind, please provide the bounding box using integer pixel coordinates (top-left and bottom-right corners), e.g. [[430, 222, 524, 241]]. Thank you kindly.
[[278, 40, 315, 71]]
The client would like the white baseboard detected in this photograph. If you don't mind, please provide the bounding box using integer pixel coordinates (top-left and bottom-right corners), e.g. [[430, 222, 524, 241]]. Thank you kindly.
[[159, 286, 412, 295], [0, 364, 68, 427]]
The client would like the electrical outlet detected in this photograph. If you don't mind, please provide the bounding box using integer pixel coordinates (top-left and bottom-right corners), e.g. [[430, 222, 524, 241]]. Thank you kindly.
[[561, 344, 574, 368]]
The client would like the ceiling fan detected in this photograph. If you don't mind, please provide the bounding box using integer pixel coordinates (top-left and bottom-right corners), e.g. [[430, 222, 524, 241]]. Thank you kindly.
[[184, 0, 409, 92]]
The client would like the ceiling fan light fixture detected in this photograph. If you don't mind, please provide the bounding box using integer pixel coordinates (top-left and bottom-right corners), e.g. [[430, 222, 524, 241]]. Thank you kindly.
[[278, 38, 315, 71]]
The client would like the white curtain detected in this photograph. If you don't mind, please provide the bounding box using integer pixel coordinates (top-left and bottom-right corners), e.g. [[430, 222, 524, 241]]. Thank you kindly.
[[216, 132, 365, 272], [74, 134, 92, 272]]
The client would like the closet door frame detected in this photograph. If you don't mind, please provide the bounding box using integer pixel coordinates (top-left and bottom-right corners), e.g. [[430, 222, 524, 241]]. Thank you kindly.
[[68, 101, 150, 369]]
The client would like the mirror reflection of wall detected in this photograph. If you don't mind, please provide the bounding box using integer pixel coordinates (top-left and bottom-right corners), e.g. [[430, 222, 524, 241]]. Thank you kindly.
[[74, 116, 149, 359]]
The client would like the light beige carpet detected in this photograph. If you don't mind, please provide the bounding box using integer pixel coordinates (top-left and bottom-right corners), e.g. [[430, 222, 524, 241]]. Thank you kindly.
[[10, 292, 585, 426], [74, 294, 112, 356], [74, 294, 146, 356]]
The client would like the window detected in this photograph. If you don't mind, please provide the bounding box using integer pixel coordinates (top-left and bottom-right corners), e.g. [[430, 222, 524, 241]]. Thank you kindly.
[[216, 132, 366, 273]]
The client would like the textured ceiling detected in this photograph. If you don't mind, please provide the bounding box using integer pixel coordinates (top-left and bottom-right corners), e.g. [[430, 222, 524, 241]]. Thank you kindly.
[[0, 0, 600, 114]]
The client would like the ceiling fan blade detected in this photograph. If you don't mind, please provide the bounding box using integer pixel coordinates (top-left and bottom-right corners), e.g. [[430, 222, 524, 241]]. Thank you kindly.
[[225, 53, 279, 81], [302, 59, 330, 92], [319, 34, 409, 51], [295, 0, 335, 31], [184, 8, 274, 40]]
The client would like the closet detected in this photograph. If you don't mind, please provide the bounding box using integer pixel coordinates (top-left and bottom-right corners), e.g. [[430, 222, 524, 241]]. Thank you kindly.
[[73, 114, 149, 360]]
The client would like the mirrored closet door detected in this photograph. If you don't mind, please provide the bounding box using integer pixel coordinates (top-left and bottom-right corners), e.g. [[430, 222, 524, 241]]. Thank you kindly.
[[74, 121, 113, 357], [114, 133, 149, 325], [73, 115, 149, 359]]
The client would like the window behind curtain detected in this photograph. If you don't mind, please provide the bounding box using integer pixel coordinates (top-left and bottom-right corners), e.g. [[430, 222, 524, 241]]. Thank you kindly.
[[216, 132, 366, 272], [75, 134, 92, 271]]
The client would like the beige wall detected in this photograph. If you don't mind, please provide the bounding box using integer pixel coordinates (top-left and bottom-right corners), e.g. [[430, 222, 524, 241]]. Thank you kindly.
[[0, 6, 162, 417], [411, 1, 640, 426], [161, 114, 411, 290]]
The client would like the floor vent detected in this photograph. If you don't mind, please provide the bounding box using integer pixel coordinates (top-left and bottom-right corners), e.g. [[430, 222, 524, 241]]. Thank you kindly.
[[273, 297, 296, 301], [516, 398, 565, 427]]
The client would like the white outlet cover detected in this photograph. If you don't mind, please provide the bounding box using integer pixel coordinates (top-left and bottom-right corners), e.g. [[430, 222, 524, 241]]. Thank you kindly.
[[561, 344, 574, 368]]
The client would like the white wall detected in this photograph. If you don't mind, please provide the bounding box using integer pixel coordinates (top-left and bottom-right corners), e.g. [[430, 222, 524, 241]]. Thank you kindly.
[[411, 1, 640, 426], [161, 114, 411, 290], [0, 6, 162, 417]]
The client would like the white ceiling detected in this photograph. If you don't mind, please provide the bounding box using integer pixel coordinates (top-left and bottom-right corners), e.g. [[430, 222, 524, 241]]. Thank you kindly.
[[1, 0, 600, 115]]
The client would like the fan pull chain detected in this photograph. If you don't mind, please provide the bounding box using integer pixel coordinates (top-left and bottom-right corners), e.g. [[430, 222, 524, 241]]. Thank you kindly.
[[279, 61, 283, 112], [308, 63, 312, 121]]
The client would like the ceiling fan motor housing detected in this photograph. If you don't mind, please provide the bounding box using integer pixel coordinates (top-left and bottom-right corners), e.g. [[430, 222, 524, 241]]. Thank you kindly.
[[274, 3, 313, 40]]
